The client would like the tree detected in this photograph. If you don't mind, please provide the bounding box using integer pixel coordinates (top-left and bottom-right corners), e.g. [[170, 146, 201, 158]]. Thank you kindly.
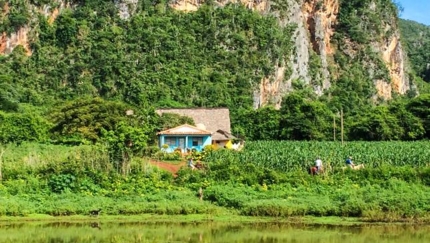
[[0, 111, 50, 144], [407, 94, 430, 138], [0, 75, 19, 112], [279, 93, 333, 140], [55, 10, 78, 48], [49, 98, 145, 144], [348, 106, 404, 141], [232, 106, 281, 140], [102, 121, 149, 175], [157, 113, 195, 131], [389, 101, 425, 140]]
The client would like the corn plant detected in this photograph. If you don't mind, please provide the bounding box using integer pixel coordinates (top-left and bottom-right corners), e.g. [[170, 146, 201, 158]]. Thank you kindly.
[[205, 141, 430, 172]]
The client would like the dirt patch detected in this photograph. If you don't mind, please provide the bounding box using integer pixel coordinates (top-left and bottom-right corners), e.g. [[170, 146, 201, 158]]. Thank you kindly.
[[149, 160, 186, 175]]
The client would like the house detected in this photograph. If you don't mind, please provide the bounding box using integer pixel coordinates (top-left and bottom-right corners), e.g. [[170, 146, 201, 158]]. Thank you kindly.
[[156, 108, 236, 151], [157, 124, 212, 153]]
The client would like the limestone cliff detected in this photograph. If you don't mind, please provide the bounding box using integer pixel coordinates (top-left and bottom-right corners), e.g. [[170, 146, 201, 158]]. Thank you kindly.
[[0, 3, 31, 55], [0, 1, 67, 56], [378, 25, 410, 98], [0, 0, 413, 107], [168, 0, 410, 107]]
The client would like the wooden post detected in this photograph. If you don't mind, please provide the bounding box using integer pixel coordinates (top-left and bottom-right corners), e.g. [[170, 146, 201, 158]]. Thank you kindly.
[[0, 147, 5, 182], [198, 187, 203, 201], [333, 114, 336, 141], [340, 109, 344, 146]]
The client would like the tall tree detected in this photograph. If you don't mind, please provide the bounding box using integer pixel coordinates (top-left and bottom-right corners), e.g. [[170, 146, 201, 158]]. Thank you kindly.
[[280, 93, 333, 140]]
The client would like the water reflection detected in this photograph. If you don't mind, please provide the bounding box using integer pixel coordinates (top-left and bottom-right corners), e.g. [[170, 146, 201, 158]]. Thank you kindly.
[[0, 221, 429, 242]]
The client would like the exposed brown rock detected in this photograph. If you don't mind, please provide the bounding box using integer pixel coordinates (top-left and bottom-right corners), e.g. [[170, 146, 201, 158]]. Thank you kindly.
[[0, 27, 32, 56], [303, 0, 338, 55], [381, 34, 409, 95], [48, 7, 60, 25], [2, 2, 9, 14], [256, 67, 286, 109], [375, 79, 392, 100]]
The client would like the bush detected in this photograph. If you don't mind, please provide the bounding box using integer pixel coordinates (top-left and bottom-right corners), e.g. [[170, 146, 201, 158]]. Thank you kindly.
[[0, 112, 50, 144]]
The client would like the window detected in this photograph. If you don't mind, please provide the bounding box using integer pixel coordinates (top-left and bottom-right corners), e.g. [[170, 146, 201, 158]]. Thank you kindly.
[[165, 137, 176, 146], [192, 137, 203, 146]]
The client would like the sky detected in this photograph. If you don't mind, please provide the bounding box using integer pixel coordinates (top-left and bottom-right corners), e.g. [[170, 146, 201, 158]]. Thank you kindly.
[[396, 0, 430, 25]]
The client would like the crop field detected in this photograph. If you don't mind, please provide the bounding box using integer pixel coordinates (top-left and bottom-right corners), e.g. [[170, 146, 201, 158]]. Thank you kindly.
[[205, 141, 430, 172]]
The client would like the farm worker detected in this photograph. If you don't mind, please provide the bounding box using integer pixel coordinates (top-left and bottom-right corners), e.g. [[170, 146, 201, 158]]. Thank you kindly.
[[188, 157, 196, 170], [345, 156, 355, 169], [315, 157, 323, 173]]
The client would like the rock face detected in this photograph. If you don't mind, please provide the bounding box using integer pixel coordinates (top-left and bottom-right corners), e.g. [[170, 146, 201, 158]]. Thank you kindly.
[[115, 0, 139, 20], [0, 0, 412, 105], [258, 0, 409, 106], [379, 30, 410, 97], [0, 27, 32, 56], [0, 1, 68, 56], [302, 0, 338, 90], [255, 0, 339, 108], [0, 3, 31, 55], [198, 0, 408, 107]]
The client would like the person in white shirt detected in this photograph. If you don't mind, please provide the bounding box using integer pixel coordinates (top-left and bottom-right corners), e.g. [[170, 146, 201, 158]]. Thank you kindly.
[[315, 157, 323, 174]]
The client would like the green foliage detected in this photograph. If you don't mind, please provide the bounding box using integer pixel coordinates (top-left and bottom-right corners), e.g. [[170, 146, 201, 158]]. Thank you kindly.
[[48, 174, 77, 193], [0, 0, 30, 33], [233, 106, 281, 140], [337, 0, 398, 44], [388, 101, 425, 140], [0, 74, 19, 111], [102, 121, 149, 168], [0, 0, 426, 144], [157, 113, 195, 131], [205, 141, 430, 173], [2, 142, 430, 221], [309, 50, 323, 86], [49, 98, 146, 144], [407, 94, 430, 138], [349, 106, 405, 141], [399, 19, 430, 83], [0, 111, 50, 144], [326, 56, 376, 114], [55, 10, 78, 48], [328, 0, 399, 114], [280, 92, 333, 140], [1, 3, 295, 111]]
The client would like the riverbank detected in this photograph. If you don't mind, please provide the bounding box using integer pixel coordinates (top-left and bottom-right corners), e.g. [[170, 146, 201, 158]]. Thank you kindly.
[[2, 143, 430, 225], [0, 214, 388, 226], [2, 172, 430, 223]]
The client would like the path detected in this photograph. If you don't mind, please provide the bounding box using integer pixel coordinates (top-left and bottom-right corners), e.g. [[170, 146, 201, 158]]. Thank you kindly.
[[149, 160, 186, 175]]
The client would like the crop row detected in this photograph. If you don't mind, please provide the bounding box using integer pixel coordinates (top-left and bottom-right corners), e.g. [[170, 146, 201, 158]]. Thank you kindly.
[[205, 141, 430, 172]]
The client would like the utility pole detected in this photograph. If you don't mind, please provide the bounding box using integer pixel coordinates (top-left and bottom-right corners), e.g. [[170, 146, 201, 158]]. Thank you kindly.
[[340, 109, 344, 146]]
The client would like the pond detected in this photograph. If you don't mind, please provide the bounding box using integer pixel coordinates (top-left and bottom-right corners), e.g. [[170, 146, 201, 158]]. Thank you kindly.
[[0, 221, 429, 243]]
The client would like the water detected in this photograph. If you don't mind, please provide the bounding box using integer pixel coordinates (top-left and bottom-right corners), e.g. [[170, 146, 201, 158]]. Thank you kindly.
[[0, 221, 429, 242]]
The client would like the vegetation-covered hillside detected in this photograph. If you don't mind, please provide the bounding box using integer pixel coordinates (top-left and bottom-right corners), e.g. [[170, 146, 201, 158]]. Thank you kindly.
[[399, 19, 430, 85], [0, 0, 429, 145]]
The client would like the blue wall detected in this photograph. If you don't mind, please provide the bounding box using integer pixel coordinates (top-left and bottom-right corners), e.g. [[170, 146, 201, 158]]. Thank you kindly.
[[159, 135, 212, 152]]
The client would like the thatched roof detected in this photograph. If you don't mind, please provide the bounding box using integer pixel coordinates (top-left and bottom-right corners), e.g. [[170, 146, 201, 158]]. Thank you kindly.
[[212, 129, 236, 141], [156, 108, 234, 140]]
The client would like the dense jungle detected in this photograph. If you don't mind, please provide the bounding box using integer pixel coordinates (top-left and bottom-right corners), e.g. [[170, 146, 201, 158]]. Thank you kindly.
[[1, 0, 430, 222]]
